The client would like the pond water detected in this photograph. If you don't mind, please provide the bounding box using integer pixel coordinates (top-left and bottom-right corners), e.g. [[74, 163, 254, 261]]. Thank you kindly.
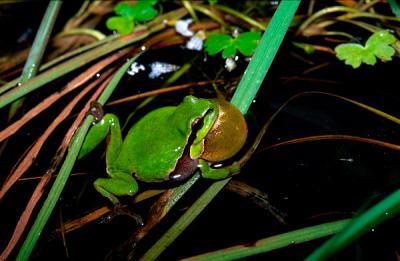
[[1, 1, 400, 260]]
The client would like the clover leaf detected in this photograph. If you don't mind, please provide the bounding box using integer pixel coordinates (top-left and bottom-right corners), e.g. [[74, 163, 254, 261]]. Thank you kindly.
[[106, 0, 158, 35], [131, 0, 158, 22], [205, 34, 232, 56], [114, 2, 134, 17], [235, 32, 261, 56], [106, 16, 134, 35], [335, 30, 397, 68], [205, 31, 261, 58]]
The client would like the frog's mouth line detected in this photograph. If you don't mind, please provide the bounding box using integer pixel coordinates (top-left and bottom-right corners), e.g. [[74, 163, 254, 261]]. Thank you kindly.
[[168, 110, 213, 182]]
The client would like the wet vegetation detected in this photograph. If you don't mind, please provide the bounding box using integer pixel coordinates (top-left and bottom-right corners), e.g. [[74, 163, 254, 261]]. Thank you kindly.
[[1, 1, 400, 260]]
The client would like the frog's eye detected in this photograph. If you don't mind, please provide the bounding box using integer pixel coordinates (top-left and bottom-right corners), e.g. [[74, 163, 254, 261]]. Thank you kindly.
[[201, 100, 247, 162]]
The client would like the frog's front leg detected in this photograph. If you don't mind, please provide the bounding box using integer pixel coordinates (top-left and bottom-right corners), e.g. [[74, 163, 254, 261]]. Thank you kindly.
[[198, 159, 241, 180], [94, 171, 138, 205], [80, 113, 134, 204], [78, 113, 122, 162]]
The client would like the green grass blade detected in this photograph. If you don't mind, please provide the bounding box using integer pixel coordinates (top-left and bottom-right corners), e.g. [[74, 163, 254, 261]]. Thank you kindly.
[[305, 188, 400, 261], [183, 219, 350, 261], [214, 4, 266, 31], [139, 1, 301, 260], [138, 179, 227, 261], [0, 31, 149, 110], [0, 35, 118, 96], [20, 1, 62, 83], [8, 1, 62, 120], [0, 8, 188, 100], [16, 54, 141, 260], [230, 0, 301, 114], [0, 8, 189, 109]]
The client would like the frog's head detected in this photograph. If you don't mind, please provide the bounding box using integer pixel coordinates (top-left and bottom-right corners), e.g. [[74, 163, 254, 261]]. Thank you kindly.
[[169, 96, 247, 182]]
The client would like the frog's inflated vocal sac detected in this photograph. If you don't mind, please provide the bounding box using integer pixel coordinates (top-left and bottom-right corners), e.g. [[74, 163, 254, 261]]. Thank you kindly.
[[79, 96, 247, 204]]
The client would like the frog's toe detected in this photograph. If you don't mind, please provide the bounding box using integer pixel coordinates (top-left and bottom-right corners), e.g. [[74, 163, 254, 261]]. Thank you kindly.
[[88, 101, 104, 123], [100, 204, 144, 226], [113, 204, 144, 226]]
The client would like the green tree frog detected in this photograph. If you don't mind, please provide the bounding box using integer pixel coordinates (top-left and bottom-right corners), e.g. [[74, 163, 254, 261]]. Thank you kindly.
[[79, 95, 247, 204]]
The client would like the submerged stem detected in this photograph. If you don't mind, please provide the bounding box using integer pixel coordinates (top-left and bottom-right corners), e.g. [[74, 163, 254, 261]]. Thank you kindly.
[[214, 4, 267, 30]]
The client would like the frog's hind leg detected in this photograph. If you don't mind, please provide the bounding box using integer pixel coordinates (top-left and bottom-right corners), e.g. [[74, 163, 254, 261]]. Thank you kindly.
[[94, 174, 138, 205]]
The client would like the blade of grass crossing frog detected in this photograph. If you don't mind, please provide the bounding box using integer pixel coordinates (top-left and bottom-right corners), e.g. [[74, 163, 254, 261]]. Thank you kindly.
[[16, 55, 141, 260], [139, 1, 301, 260]]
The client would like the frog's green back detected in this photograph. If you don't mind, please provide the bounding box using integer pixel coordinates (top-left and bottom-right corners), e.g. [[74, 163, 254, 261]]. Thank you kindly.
[[115, 106, 179, 182], [115, 96, 216, 182]]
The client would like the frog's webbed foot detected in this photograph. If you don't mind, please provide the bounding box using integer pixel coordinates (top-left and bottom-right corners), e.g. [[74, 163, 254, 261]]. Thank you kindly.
[[94, 175, 142, 225], [87, 101, 104, 123], [100, 204, 144, 226], [94, 174, 139, 203]]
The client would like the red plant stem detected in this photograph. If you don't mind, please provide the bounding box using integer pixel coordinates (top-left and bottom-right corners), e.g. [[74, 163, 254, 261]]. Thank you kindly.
[[106, 79, 230, 106], [0, 69, 114, 199], [264, 134, 400, 152], [0, 49, 128, 143], [0, 70, 115, 259], [0, 174, 51, 260]]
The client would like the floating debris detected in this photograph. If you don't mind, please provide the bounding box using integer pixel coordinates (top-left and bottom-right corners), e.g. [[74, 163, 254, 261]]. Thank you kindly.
[[232, 27, 240, 38], [175, 18, 194, 37], [148, 62, 180, 79], [186, 36, 203, 51], [127, 62, 146, 76], [338, 158, 354, 163], [225, 57, 237, 72], [17, 28, 33, 43]]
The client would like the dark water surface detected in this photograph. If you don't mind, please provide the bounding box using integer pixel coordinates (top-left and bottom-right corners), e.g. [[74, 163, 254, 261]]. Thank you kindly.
[[1, 1, 400, 260]]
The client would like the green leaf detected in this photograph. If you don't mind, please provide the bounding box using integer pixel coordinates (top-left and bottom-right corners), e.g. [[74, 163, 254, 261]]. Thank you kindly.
[[204, 34, 232, 55], [335, 44, 366, 68], [365, 30, 396, 61], [222, 45, 237, 58], [146, 0, 158, 5], [108, 0, 158, 34], [106, 16, 134, 35], [205, 32, 261, 58], [335, 30, 397, 68], [114, 2, 135, 17], [132, 1, 158, 22], [292, 42, 315, 55], [234, 31, 261, 56]]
